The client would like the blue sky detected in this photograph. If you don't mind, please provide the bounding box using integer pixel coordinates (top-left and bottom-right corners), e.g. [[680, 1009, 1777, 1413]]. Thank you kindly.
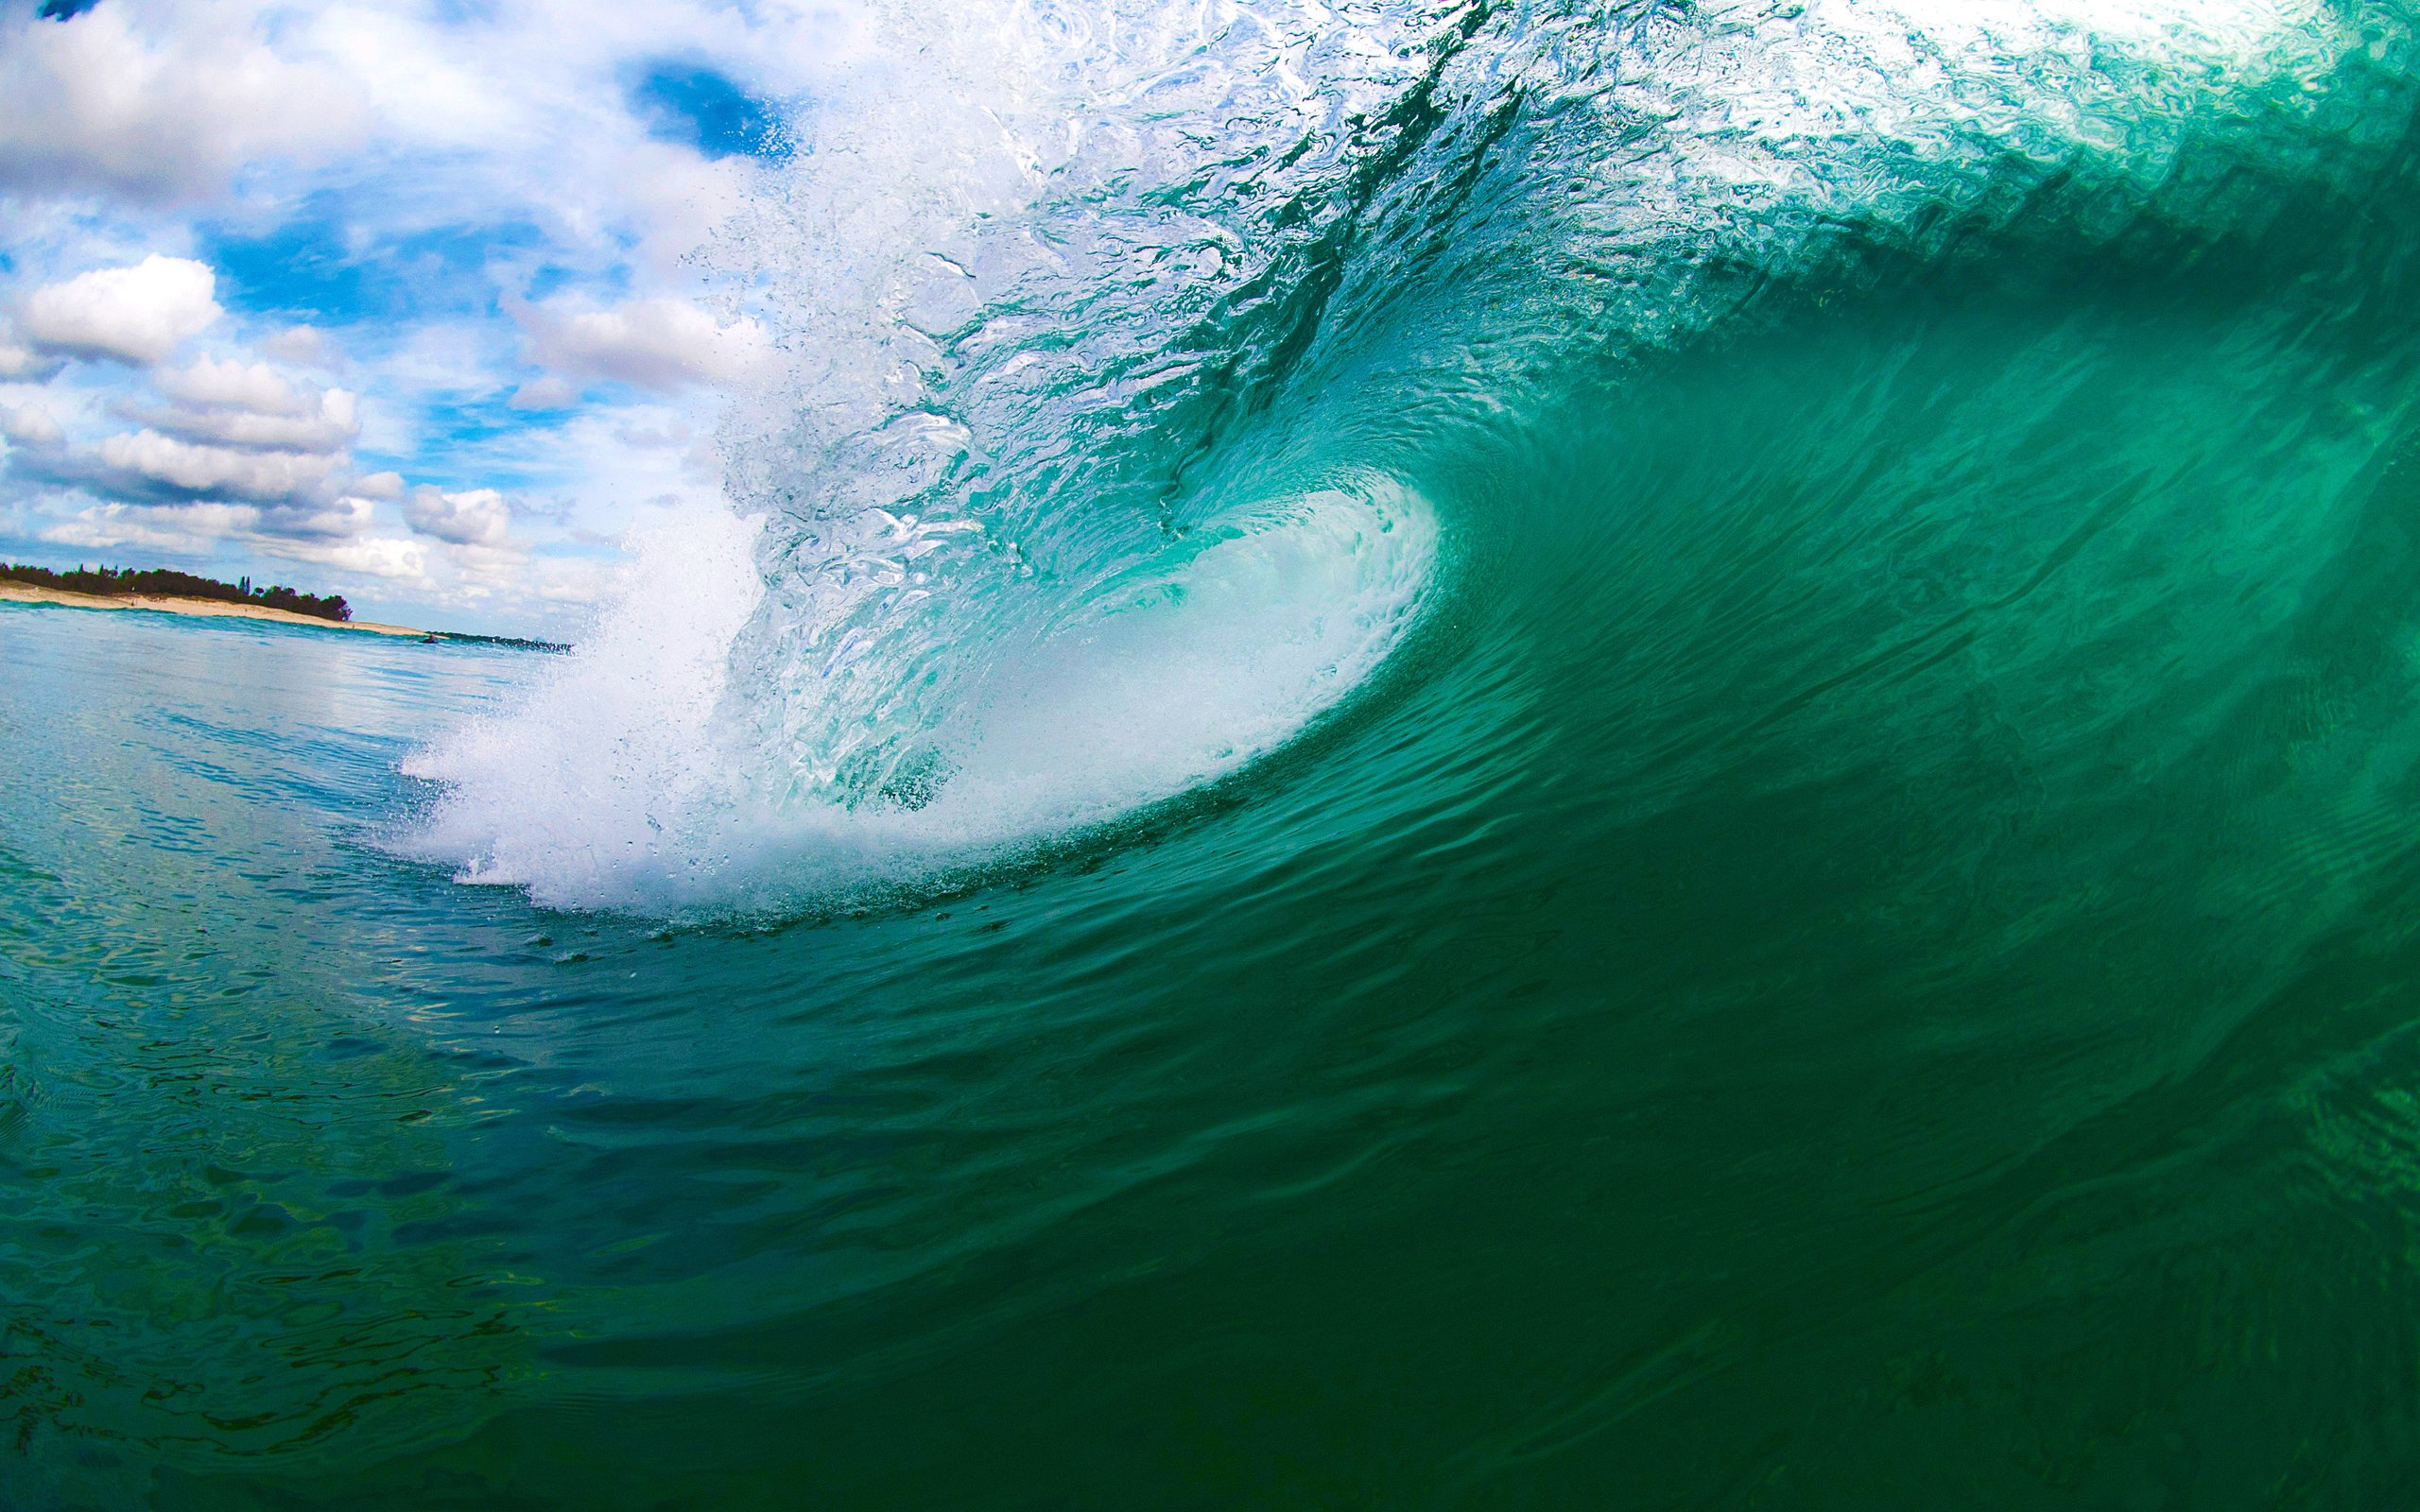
[[0, 0, 857, 635]]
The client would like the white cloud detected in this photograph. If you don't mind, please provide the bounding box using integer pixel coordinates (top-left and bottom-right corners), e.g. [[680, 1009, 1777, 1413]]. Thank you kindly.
[[260, 325, 334, 368], [33, 492, 426, 585], [0, 334, 62, 382], [0, 5, 364, 205], [509, 374, 579, 410], [0, 403, 62, 447], [520, 297, 771, 391], [152, 354, 306, 414], [41, 499, 258, 555], [266, 492, 377, 541], [95, 430, 343, 501], [260, 531, 429, 581], [125, 387, 361, 453], [19, 255, 220, 365], [405, 485, 514, 547], [0, 325, 378, 545]]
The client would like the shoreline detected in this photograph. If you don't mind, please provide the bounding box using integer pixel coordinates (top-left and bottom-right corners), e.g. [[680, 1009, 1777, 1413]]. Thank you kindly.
[[0, 579, 430, 638]]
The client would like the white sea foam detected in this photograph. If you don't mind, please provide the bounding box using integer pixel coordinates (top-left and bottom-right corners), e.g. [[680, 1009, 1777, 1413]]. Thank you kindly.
[[402, 500, 765, 905], [406, 479, 1432, 911]]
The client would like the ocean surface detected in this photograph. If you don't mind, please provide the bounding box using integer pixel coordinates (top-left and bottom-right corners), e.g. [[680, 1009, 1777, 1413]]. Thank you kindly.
[[17, 0, 2420, 1504]]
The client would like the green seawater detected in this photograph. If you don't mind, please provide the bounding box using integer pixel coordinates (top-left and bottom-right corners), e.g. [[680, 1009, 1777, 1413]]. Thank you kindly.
[[22, 3, 2420, 1505]]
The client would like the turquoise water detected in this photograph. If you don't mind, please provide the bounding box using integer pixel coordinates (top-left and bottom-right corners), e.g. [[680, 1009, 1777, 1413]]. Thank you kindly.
[[21, 1, 2420, 1504]]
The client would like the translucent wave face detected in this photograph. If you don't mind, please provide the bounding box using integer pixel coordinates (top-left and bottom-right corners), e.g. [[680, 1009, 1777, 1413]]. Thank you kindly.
[[403, 0, 2376, 914]]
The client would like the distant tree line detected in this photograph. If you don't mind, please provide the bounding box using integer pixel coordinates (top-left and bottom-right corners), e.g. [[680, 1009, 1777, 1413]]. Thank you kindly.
[[0, 561, 353, 622]]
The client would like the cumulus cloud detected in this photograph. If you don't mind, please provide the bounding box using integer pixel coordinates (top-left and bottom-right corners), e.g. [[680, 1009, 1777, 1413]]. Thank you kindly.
[[266, 492, 377, 541], [121, 387, 361, 453], [0, 4, 365, 205], [405, 485, 514, 547], [35, 490, 427, 584], [19, 255, 220, 365], [0, 332, 62, 382], [0, 403, 63, 447], [41, 499, 258, 556], [3, 317, 400, 571], [151, 354, 305, 413], [520, 297, 770, 391], [93, 430, 345, 502], [260, 530, 430, 581]]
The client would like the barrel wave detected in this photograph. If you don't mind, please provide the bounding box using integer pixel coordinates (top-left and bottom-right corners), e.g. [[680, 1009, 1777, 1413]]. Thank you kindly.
[[413, 0, 2419, 918], [16, 0, 2420, 1505]]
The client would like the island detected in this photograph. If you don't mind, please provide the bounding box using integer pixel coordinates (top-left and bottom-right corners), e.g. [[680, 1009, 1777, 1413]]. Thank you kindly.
[[0, 560, 567, 648]]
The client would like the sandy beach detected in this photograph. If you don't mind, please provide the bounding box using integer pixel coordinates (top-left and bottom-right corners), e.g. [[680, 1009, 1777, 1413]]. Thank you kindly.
[[0, 579, 429, 637]]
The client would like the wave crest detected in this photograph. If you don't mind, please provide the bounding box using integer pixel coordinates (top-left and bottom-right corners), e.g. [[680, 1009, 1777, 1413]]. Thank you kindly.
[[406, 0, 2398, 912]]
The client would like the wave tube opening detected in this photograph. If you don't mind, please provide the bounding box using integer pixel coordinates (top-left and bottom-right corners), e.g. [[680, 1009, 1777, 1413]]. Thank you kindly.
[[403, 477, 1437, 913]]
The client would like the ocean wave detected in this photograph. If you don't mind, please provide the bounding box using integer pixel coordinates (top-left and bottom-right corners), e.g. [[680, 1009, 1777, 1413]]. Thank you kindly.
[[406, 0, 2412, 912]]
